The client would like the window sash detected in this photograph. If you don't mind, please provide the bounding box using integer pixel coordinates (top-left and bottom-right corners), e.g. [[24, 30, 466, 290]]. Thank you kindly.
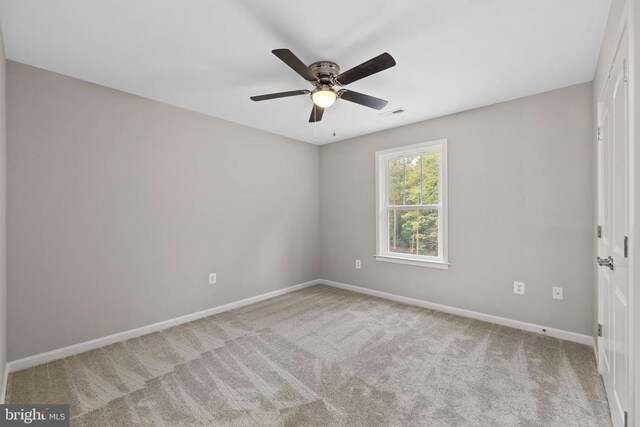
[[386, 204, 441, 209], [384, 207, 442, 261], [376, 140, 448, 267]]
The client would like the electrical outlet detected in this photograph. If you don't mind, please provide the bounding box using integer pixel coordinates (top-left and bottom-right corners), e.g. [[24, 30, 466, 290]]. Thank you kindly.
[[355, 260, 362, 269], [209, 273, 217, 284], [513, 281, 525, 295], [552, 287, 563, 300]]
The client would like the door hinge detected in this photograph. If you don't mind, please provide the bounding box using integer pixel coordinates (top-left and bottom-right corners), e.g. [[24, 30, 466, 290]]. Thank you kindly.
[[597, 226, 602, 238], [597, 323, 602, 337], [624, 236, 628, 258], [596, 127, 602, 141]]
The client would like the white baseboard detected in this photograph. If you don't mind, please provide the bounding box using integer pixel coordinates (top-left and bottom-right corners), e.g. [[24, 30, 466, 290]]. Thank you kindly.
[[320, 279, 594, 346], [6, 279, 321, 374]]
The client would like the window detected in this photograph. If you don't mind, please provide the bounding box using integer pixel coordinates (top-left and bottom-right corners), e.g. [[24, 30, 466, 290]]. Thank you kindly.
[[375, 139, 448, 268]]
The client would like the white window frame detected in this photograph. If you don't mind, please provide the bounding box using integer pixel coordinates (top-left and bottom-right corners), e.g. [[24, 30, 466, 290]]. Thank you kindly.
[[375, 139, 449, 269]]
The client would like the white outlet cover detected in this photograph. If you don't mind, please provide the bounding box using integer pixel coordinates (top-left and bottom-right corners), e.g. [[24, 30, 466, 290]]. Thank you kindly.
[[513, 281, 525, 295], [355, 260, 362, 269], [552, 287, 563, 300], [209, 273, 217, 284]]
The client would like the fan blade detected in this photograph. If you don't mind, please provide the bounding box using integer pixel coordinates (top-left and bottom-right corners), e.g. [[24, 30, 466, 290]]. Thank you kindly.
[[335, 52, 396, 86], [309, 104, 324, 122], [250, 90, 310, 101], [272, 49, 318, 82], [339, 90, 388, 110]]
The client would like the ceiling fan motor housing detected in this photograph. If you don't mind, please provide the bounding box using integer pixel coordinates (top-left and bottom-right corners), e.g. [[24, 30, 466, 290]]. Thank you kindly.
[[308, 61, 341, 85]]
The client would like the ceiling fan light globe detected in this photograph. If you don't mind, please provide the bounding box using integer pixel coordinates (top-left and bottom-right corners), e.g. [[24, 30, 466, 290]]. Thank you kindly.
[[312, 90, 337, 108]]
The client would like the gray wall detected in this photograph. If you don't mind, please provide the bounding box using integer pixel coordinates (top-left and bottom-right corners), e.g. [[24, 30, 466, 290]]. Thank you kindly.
[[320, 83, 594, 335], [7, 61, 320, 360], [6, 60, 595, 360], [0, 28, 6, 392]]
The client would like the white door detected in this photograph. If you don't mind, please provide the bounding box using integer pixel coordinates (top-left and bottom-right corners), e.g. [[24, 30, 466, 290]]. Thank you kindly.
[[597, 31, 629, 427]]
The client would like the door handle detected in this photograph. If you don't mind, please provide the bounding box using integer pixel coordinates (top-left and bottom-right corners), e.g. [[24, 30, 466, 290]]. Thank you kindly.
[[597, 256, 614, 271]]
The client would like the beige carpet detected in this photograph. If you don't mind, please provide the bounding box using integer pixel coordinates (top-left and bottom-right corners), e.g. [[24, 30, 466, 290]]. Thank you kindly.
[[7, 284, 610, 426]]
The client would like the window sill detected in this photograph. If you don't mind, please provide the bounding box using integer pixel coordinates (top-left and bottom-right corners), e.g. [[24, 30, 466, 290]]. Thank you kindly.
[[374, 255, 450, 269]]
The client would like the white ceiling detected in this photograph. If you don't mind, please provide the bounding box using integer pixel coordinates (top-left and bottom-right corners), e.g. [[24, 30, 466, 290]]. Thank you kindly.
[[0, 0, 610, 145]]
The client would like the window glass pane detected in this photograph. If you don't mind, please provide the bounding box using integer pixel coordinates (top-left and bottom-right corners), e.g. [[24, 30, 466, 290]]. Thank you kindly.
[[421, 152, 440, 204], [388, 157, 404, 205], [387, 151, 440, 206], [404, 155, 421, 205], [388, 208, 439, 256]]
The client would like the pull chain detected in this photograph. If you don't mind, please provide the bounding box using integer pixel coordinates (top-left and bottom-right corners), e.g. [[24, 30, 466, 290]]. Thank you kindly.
[[313, 107, 317, 143], [332, 104, 337, 138]]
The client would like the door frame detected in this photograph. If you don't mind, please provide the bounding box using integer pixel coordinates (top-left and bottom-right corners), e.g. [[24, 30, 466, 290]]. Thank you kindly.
[[630, 0, 639, 424], [596, 96, 605, 375]]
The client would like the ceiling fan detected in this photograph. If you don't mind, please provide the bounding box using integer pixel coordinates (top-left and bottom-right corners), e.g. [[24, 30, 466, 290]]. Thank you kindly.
[[250, 49, 396, 122]]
